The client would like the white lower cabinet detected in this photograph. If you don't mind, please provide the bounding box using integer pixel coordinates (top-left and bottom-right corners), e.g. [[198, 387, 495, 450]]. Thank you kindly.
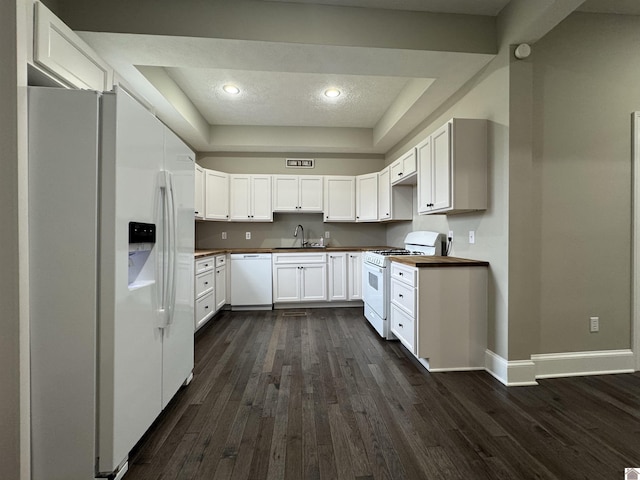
[[214, 255, 227, 311], [328, 253, 348, 301], [390, 260, 488, 371], [272, 253, 327, 303], [347, 252, 362, 300], [195, 256, 215, 330]]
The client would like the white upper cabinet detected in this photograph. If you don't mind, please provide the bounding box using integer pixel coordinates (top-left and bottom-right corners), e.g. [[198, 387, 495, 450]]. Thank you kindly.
[[204, 169, 229, 221], [194, 165, 204, 220], [356, 173, 378, 222], [272, 175, 323, 212], [33, 2, 114, 91], [229, 174, 273, 222], [378, 166, 413, 222], [323, 176, 356, 222], [390, 148, 417, 185], [418, 118, 487, 215]]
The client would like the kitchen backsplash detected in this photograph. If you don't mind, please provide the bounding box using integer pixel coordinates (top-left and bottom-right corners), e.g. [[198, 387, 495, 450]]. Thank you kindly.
[[196, 213, 388, 249]]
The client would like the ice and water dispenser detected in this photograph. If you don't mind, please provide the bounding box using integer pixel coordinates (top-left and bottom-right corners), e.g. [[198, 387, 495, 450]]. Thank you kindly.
[[128, 221, 156, 289]]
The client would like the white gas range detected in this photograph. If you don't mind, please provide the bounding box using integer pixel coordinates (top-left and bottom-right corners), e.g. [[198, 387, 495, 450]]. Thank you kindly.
[[362, 231, 444, 339]]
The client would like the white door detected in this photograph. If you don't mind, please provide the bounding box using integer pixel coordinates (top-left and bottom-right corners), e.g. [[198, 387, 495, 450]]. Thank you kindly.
[[432, 122, 452, 211], [378, 167, 391, 220], [417, 136, 433, 214], [273, 264, 301, 302], [98, 88, 164, 473], [251, 175, 273, 221], [273, 175, 299, 211], [328, 253, 348, 301], [300, 264, 328, 301], [324, 176, 355, 222], [356, 173, 378, 222], [205, 169, 229, 220], [161, 126, 195, 409], [229, 175, 251, 220], [299, 176, 324, 211], [348, 253, 362, 300]]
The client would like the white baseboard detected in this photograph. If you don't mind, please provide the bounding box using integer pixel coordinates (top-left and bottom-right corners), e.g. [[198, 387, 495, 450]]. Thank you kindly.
[[484, 349, 636, 386], [531, 349, 635, 379], [484, 350, 537, 386]]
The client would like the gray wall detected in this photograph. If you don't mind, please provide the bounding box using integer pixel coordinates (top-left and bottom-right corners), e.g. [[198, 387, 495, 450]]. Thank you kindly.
[[532, 12, 639, 354], [196, 154, 388, 249], [385, 49, 510, 357], [1, 1, 21, 478]]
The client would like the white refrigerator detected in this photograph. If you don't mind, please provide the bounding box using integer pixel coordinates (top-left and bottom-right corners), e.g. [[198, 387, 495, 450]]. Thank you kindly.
[[29, 87, 195, 479]]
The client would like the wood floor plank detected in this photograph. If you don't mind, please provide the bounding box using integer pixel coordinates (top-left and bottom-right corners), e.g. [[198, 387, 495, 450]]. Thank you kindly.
[[123, 307, 640, 480]]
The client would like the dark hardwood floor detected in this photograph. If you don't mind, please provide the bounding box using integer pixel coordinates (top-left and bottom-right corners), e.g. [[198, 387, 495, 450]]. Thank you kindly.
[[124, 308, 640, 479]]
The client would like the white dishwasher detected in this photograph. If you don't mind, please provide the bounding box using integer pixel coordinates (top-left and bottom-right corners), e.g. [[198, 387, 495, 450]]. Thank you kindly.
[[230, 253, 273, 310]]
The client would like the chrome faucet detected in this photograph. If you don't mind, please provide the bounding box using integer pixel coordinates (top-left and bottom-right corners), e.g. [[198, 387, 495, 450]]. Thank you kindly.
[[294, 224, 306, 247]]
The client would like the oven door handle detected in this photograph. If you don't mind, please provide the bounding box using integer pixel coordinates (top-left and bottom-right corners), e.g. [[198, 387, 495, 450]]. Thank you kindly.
[[364, 262, 384, 275]]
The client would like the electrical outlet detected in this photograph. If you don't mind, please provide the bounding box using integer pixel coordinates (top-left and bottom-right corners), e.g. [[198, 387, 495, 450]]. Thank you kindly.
[[448, 230, 454, 240], [590, 316, 599, 333], [222, 232, 227, 240], [245, 232, 251, 240], [325, 231, 330, 238], [469, 231, 475, 244]]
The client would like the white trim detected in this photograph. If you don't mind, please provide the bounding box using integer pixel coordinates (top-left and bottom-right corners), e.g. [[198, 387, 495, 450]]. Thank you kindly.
[[633, 112, 640, 372], [484, 350, 538, 386], [417, 357, 485, 373], [532, 349, 635, 379]]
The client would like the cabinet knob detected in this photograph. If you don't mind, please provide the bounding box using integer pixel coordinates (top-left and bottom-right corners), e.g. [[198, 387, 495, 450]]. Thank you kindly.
[[399, 323, 403, 328], [205, 306, 209, 310], [399, 294, 403, 298], [399, 272, 403, 276], [204, 281, 209, 285]]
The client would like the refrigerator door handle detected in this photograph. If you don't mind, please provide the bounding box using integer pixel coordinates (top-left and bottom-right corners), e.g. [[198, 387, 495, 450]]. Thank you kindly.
[[165, 171, 178, 326], [157, 171, 172, 328]]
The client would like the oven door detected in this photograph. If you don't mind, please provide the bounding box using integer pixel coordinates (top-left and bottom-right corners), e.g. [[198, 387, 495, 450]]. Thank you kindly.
[[362, 261, 386, 319]]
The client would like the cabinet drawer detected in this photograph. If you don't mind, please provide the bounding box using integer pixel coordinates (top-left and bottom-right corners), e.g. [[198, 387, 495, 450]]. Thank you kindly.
[[215, 255, 226, 267], [390, 304, 415, 354], [272, 252, 327, 264], [390, 262, 416, 287], [195, 256, 215, 274], [390, 279, 415, 316], [195, 291, 215, 327], [195, 270, 214, 298]]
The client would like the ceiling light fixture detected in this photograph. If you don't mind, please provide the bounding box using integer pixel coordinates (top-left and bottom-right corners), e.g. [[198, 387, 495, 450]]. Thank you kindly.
[[324, 88, 341, 98], [223, 84, 240, 95]]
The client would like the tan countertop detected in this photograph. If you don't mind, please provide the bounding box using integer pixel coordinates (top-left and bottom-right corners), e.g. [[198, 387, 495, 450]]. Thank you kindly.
[[195, 246, 392, 258], [390, 255, 489, 268]]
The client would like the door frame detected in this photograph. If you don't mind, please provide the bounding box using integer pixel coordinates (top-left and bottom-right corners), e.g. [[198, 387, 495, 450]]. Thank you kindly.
[[632, 112, 640, 371]]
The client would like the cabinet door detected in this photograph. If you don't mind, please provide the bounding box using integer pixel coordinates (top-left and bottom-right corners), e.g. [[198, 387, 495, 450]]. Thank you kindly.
[[328, 253, 347, 301], [205, 170, 230, 220], [273, 264, 300, 302], [273, 175, 299, 212], [347, 252, 362, 300], [215, 265, 226, 311], [195, 165, 204, 219], [378, 167, 391, 221], [299, 176, 324, 212], [300, 264, 327, 301], [431, 122, 452, 211], [417, 136, 433, 214], [391, 148, 416, 185], [229, 175, 251, 221], [324, 176, 355, 222], [356, 173, 378, 222], [251, 175, 273, 221]]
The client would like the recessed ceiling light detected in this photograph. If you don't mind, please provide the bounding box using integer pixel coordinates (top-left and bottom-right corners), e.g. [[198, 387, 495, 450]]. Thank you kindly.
[[324, 88, 341, 98], [223, 84, 240, 95]]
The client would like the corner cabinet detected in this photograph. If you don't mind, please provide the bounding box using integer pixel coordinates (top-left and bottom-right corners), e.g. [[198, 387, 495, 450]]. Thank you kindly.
[[229, 175, 273, 222], [417, 118, 487, 215], [378, 166, 413, 222], [390, 148, 417, 185], [323, 176, 356, 222], [273, 175, 323, 212]]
